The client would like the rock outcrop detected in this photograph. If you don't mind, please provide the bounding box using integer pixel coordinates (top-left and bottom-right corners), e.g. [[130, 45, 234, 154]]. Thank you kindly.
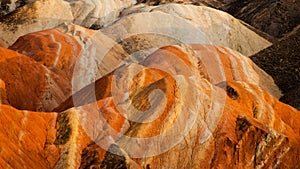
[[0, 48, 70, 111], [251, 26, 300, 109], [54, 44, 281, 112], [111, 4, 272, 56], [0, 104, 58, 169], [51, 44, 299, 168], [1, 1, 299, 168], [0, 79, 8, 105], [221, 0, 300, 39], [0, 42, 299, 168], [0, 0, 36, 18], [0, 0, 73, 46], [0, 0, 137, 46], [9, 28, 83, 80], [68, 0, 137, 29]]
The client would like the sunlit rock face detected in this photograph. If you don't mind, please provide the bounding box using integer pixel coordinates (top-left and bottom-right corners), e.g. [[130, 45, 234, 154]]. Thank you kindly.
[[0, 79, 8, 105], [53, 44, 281, 112], [9, 28, 83, 80], [67, 0, 137, 29], [0, 43, 299, 168], [0, 1, 299, 168], [0, 104, 58, 169], [0, 0, 137, 46], [51, 45, 299, 168], [0, 48, 70, 111], [0, 0, 74, 46], [107, 4, 271, 56]]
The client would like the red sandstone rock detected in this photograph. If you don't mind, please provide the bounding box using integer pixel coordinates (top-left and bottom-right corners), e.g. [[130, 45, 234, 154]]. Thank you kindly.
[[9, 28, 82, 80], [49, 44, 299, 168], [0, 43, 299, 168], [0, 79, 8, 105], [0, 104, 58, 168], [0, 48, 71, 111]]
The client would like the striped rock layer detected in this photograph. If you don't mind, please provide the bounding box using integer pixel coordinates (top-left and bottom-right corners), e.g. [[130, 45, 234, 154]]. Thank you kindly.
[[51, 45, 297, 168], [0, 43, 299, 168], [0, 48, 70, 111]]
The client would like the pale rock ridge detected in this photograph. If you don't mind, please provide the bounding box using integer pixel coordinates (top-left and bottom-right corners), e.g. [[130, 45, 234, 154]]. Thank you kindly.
[[0, 0, 74, 46], [118, 4, 272, 56], [0, 0, 138, 46], [67, 0, 137, 29]]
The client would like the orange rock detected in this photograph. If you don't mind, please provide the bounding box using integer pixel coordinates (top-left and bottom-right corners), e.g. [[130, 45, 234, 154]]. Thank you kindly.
[[0, 104, 58, 168], [0, 79, 8, 105], [0, 38, 7, 48], [0, 48, 71, 111], [50, 44, 299, 168], [9, 28, 82, 80], [1, 39, 299, 168]]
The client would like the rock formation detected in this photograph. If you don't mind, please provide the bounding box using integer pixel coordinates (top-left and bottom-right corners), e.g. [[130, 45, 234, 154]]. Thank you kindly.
[[52, 44, 300, 168], [0, 0, 73, 46], [221, 0, 300, 39], [251, 26, 300, 109], [0, 48, 71, 111], [0, 104, 58, 168], [68, 0, 137, 29], [110, 4, 271, 56], [0, 1, 299, 168], [9, 28, 83, 80], [0, 79, 8, 105], [0, 0, 137, 46]]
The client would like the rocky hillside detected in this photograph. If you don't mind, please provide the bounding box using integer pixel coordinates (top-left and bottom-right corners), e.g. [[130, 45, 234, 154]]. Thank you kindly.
[[0, 0, 299, 168], [251, 26, 300, 109]]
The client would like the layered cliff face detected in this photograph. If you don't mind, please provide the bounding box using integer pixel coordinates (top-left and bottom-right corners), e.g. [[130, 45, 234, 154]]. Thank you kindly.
[[0, 1, 299, 169]]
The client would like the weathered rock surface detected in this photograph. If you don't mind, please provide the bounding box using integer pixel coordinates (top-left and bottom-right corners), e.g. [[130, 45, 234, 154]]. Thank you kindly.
[[0, 48, 70, 111], [109, 4, 272, 56], [137, 0, 225, 8], [0, 43, 299, 168], [8, 23, 130, 92], [68, 0, 137, 29], [0, 0, 139, 47], [54, 44, 281, 112], [221, 0, 300, 38], [0, 104, 58, 169], [251, 26, 300, 109], [9, 28, 83, 80], [0, 79, 8, 105], [138, 0, 300, 39], [0, 0, 73, 47], [0, 0, 36, 18], [50, 44, 299, 168], [1, 1, 299, 168]]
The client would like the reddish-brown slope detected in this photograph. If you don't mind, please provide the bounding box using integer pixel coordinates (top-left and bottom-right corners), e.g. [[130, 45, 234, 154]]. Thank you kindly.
[[0, 48, 70, 111], [0, 104, 58, 169], [9, 28, 82, 80]]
